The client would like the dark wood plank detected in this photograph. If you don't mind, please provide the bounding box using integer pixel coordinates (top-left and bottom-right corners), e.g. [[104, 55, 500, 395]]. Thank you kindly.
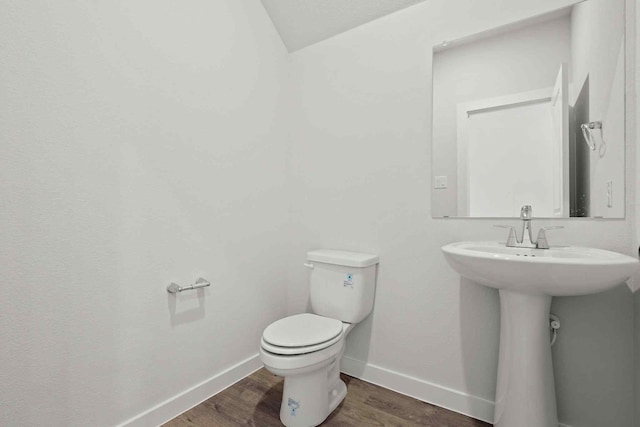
[[163, 368, 491, 427]]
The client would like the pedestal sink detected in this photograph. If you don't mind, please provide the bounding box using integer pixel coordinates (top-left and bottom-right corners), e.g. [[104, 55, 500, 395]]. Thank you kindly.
[[441, 241, 638, 427]]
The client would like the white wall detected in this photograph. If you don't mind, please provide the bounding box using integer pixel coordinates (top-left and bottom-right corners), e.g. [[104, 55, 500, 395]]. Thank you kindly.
[[287, 0, 636, 425], [432, 16, 571, 217], [0, 1, 289, 426]]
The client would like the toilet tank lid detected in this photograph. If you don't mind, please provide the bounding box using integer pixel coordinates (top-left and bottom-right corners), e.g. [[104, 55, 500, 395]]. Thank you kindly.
[[307, 249, 379, 267]]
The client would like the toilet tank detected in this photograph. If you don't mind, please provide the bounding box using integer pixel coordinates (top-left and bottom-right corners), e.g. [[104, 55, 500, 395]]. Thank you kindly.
[[307, 249, 379, 324]]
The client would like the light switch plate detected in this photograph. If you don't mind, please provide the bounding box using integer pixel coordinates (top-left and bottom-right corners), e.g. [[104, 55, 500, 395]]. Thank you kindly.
[[435, 176, 448, 189]]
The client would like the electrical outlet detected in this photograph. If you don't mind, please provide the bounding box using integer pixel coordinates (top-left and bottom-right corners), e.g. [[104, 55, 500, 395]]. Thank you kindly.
[[606, 180, 613, 207]]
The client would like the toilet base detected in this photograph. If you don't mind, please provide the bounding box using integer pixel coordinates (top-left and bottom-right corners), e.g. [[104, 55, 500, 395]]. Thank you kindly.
[[276, 358, 346, 427]]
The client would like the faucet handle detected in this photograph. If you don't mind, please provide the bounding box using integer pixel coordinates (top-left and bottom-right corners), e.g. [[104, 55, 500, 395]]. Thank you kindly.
[[535, 226, 564, 249], [494, 225, 518, 247], [520, 205, 533, 219]]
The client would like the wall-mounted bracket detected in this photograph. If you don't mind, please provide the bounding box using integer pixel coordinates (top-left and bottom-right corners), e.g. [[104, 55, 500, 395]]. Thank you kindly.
[[167, 277, 211, 294]]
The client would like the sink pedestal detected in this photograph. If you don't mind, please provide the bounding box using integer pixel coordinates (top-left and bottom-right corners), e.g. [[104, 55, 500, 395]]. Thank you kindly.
[[495, 290, 557, 427], [442, 241, 639, 426]]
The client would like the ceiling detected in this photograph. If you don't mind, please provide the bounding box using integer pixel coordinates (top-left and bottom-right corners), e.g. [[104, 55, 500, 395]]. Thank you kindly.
[[260, 0, 427, 52]]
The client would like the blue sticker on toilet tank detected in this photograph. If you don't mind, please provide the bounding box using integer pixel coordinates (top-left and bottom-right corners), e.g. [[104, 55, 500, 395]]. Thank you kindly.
[[343, 274, 353, 287], [288, 398, 300, 416]]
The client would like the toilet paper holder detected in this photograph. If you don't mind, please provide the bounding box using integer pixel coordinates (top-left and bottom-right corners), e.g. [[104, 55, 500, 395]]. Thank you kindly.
[[167, 277, 211, 294]]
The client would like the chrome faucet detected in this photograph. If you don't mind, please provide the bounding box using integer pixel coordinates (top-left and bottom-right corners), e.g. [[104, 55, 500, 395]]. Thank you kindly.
[[495, 205, 563, 249], [520, 205, 534, 247]]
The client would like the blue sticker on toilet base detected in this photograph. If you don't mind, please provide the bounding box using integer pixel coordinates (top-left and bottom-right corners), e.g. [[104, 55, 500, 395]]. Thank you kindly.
[[288, 398, 300, 416]]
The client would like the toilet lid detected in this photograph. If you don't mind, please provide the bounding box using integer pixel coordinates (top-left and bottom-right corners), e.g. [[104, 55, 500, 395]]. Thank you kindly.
[[262, 313, 343, 348]]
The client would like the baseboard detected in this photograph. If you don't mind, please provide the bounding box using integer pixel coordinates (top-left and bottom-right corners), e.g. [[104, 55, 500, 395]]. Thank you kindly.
[[116, 353, 262, 427], [341, 356, 579, 427], [340, 355, 495, 424]]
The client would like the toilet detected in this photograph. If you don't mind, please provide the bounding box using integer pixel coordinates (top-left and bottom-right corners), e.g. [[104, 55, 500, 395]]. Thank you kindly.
[[259, 249, 379, 427]]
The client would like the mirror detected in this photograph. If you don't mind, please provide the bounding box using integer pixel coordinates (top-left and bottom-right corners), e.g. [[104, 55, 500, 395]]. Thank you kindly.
[[431, 0, 625, 218]]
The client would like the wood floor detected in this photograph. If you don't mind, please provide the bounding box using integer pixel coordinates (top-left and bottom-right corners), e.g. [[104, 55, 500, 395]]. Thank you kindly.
[[163, 368, 491, 427]]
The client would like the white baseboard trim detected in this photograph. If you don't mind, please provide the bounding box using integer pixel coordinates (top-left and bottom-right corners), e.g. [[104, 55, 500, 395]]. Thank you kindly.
[[341, 356, 576, 427], [116, 353, 262, 427], [340, 355, 494, 424]]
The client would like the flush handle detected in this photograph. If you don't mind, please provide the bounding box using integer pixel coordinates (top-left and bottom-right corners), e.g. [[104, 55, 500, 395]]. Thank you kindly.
[[303, 263, 314, 269]]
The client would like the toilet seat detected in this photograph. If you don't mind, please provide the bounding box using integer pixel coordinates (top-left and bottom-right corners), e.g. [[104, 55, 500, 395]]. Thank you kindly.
[[261, 313, 344, 355]]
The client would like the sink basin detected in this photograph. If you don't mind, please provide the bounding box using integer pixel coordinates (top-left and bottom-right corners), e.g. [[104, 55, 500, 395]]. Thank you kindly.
[[442, 241, 638, 427], [442, 241, 639, 296]]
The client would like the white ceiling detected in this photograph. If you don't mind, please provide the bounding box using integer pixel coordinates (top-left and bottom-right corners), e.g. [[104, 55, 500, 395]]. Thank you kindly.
[[260, 0, 427, 52]]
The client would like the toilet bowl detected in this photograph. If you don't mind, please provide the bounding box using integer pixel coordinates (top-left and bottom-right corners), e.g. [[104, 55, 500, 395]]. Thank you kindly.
[[259, 250, 379, 427], [260, 314, 354, 427]]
